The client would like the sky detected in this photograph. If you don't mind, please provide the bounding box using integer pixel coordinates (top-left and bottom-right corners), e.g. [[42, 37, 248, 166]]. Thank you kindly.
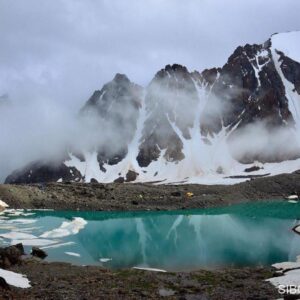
[[1, 0, 300, 111]]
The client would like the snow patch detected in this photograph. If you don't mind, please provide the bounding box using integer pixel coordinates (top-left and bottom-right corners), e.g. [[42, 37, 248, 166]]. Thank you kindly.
[[272, 31, 300, 63], [99, 258, 112, 263], [132, 267, 167, 272], [0, 200, 9, 208], [267, 269, 300, 291], [0, 268, 31, 288]]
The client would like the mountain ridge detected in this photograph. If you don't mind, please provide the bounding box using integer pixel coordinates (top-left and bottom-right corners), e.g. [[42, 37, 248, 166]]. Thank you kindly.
[[5, 31, 300, 185]]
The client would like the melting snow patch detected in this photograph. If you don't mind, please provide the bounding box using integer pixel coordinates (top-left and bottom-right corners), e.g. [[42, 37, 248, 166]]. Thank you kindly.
[[286, 195, 299, 200], [272, 261, 300, 272], [99, 258, 112, 263], [0, 268, 31, 288], [133, 267, 167, 272], [65, 252, 80, 257], [267, 269, 300, 289], [0, 200, 9, 208], [40, 217, 87, 238], [267, 259, 300, 294]]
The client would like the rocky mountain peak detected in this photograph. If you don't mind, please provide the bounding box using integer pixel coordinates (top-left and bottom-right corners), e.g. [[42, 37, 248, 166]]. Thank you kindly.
[[113, 73, 130, 84], [5, 31, 300, 184]]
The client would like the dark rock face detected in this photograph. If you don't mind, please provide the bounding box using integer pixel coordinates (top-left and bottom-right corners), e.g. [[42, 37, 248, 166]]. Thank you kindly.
[[201, 42, 293, 136], [277, 50, 300, 94], [5, 161, 83, 184], [137, 64, 200, 167], [199, 41, 300, 163]]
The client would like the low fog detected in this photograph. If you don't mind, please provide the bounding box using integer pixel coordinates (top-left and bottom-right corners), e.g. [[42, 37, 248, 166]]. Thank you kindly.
[[0, 94, 140, 182]]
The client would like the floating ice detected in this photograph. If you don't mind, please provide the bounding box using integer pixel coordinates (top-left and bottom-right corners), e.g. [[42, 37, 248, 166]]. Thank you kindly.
[[40, 241, 75, 250], [99, 258, 112, 263], [65, 252, 81, 257], [286, 195, 299, 200], [0, 231, 37, 240], [11, 238, 58, 246], [40, 217, 87, 238]]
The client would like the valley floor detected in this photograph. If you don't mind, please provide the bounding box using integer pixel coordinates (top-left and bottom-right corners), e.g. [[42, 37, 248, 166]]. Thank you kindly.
[[1, 170, 300, 211], [1, 172, 300, 299]]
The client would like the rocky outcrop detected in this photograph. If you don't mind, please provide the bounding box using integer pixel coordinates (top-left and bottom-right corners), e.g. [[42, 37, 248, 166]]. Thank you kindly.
[[5, 161, 83, 184]]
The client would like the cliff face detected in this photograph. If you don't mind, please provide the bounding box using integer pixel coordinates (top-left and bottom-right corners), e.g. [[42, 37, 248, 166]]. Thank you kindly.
[[5, 32, 300, 184]]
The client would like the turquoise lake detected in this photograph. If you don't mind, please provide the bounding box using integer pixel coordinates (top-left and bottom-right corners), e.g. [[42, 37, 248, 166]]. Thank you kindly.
[[0, 201, 300, 271]]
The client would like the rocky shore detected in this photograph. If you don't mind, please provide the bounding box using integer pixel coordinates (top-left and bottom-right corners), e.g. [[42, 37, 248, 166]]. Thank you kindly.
[[1, 170, 300, 211], [0, 244, 279, 300]]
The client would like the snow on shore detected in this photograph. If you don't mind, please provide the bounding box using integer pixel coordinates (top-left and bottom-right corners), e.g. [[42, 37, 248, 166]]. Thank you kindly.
[[0, 268, 31, 288]]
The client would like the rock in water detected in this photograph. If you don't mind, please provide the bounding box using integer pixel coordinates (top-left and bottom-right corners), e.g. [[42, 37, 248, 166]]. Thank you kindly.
[[31, 247, 48, 259]]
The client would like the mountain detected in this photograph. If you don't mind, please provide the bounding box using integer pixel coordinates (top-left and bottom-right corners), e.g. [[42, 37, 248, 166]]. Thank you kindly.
[[5, 31, 300, 185]]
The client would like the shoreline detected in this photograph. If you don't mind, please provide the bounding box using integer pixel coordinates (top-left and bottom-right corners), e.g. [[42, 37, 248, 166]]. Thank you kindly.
[[1, 170, 300, 211], [2, 259, 279, 299]]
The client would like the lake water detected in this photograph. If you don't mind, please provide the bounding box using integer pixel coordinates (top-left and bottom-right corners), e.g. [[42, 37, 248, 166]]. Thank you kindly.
[[0, 201, 300, 271]]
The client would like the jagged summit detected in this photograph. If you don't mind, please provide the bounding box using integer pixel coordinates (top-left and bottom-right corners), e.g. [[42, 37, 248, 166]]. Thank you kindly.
[[5, 31, 300, 184], [81, 73, 142, 115], [113, 73, 130, 83]]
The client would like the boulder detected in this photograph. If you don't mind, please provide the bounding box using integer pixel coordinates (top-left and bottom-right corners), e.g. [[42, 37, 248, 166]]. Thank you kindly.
[[244, 166, 261, 173], [0, 244, 24, 268], [114, 177, 125, 183], [31, 247, 48, 259], [125, 170, 139, 182]]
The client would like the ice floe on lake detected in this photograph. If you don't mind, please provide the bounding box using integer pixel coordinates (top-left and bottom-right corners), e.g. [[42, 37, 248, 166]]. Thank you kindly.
[[40, 217, 87, 238], [65, 252, 81, 257]]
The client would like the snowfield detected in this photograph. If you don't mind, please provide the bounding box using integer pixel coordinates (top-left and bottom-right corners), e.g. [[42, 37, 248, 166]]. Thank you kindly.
[[272, 31, 300, 64]]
